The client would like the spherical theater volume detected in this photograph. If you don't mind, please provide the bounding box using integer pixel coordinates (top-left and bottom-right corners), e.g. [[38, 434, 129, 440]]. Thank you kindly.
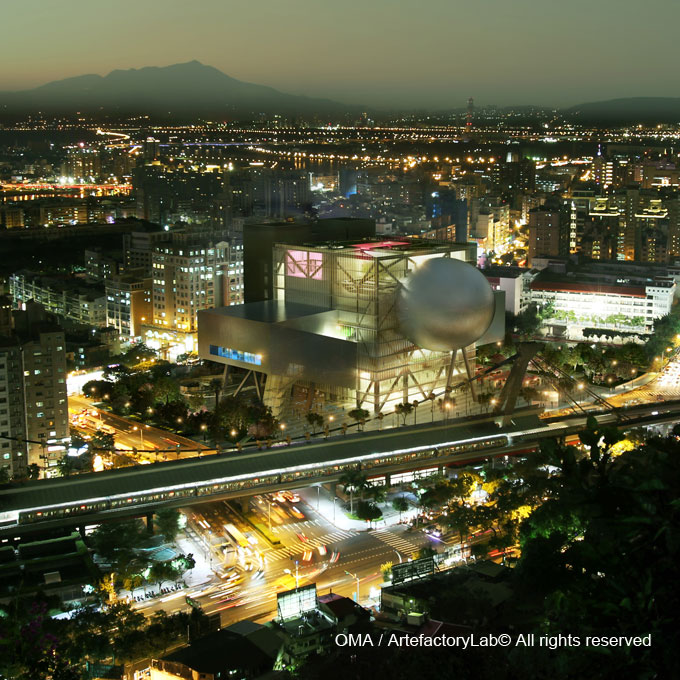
[[396, 257, 495, 351]]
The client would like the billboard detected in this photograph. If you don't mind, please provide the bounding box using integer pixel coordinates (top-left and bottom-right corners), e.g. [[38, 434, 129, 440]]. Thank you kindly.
[[277, 584, 318, 621], [392, 557, 435, 585]]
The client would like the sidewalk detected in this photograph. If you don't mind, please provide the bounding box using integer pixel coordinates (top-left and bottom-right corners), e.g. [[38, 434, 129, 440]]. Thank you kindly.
[[297, 486, 419, 531], [117, 531, 219, 602]]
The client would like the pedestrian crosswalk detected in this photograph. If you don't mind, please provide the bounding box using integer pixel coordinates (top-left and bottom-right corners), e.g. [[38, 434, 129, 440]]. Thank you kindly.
[[275, 519, 321, 533], [372, 528, 423, 556], [268, 529, 356, 559]]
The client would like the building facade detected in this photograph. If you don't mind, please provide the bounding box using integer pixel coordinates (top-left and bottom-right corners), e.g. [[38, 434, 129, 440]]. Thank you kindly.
[[199, 238, 504, 419], [10, 271, 107, 328], [0, 308, 69, 476], [104, 274, 153, 344], [144, 239, 242, 356], [0, 339, 28, 478], [529, 278, 675, 336]]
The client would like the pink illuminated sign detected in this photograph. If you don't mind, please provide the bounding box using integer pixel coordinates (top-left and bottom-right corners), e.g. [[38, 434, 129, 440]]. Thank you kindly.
[[351, 241, 409, 251], [286, 250, 324, 279]]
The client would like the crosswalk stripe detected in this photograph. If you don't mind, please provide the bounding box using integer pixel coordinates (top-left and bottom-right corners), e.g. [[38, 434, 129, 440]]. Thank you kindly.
[[372, 529, 422, 553], [267, 528, 355, 559]]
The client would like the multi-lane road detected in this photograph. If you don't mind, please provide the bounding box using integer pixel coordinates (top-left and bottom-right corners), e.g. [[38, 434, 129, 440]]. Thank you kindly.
[[129, 487, 445, 627], [68, 394, 209, 462]]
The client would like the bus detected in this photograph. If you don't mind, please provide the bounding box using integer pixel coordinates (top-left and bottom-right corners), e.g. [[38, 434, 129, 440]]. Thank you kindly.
[[223, 523, 253, 551]]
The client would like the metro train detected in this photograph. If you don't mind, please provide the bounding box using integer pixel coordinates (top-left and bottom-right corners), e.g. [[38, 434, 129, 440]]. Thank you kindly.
[[14, 433, 512, 526]]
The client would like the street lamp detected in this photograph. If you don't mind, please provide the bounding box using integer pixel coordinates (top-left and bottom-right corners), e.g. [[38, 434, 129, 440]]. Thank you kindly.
[[200, 423, 207, 441], [258, 497, 272, 532], [444, 400, 452, 422], [344, 570, 361, 603], [284, 561, 300, 589], [132, 425, 144, 447]]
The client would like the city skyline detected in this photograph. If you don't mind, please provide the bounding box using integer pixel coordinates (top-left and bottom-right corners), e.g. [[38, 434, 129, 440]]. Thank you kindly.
[[1, 0, 678, 109], [2, 3, 680, 675]]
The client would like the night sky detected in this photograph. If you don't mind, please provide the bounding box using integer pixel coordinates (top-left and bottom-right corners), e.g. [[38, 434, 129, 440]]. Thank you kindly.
[[1, 0, 677, 108]]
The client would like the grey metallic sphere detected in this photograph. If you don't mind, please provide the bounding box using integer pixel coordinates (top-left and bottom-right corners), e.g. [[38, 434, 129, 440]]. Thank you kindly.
[[396, 257, 495, 351]]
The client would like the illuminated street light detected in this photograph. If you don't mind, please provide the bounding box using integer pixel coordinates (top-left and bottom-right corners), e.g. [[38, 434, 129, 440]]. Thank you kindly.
[[344, 570, 361, 603], [284, 563, 300, 589]]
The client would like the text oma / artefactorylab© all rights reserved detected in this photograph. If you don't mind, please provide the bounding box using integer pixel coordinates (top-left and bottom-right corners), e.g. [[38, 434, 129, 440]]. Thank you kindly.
[[334, 633, 652, 649]]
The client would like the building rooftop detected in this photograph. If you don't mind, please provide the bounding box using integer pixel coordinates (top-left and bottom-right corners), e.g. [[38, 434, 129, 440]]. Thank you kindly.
[[277, 237, 470, 257], [160, 628, 271, 674], [276, 609, 336, 637], [11, 270, 105, 300], [482, 265, 533, 279], [204, 300, 328, 324]]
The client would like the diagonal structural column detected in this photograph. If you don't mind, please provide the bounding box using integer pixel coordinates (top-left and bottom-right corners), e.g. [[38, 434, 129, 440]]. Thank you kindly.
[[493, 342, 541, 426]]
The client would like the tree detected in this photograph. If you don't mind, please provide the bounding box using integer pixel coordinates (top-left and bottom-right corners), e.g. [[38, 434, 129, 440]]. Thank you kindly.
[[149, 560, 179, 590], [367, 484, 386, 505], [56, 453, 80, 477], [392, 496, 410, 522], [514, 303, 542, 336], [91, 430, 115, 454], [394, 402, 413, 425], [152, 376, 182, 405], [339, 468, 369, 515], [209, 378, 224, 409], [90, 519, 147, 571], [414, 545, 437, 560], [446, 503, 479, 543], [305, 412, 324, 434], [155, 508, 182, 542], [348, 408, 369, 431], [420, 482, 456, 510], [356, 500, 382, 525], [118, 343, 157, 367], [178, 553, 196, 572]]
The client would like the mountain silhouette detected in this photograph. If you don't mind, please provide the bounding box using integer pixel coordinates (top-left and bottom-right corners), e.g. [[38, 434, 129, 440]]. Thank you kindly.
[[562, 97, 680, 123], [0, 61, 352, 117]]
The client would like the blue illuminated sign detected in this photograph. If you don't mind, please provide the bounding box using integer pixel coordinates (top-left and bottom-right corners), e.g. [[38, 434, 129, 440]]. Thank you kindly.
[[209, 345, 262, 365]]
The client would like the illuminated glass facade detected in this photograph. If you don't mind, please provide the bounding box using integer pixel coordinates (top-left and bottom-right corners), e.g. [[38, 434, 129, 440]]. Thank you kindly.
[[209, 344, 262, 365]]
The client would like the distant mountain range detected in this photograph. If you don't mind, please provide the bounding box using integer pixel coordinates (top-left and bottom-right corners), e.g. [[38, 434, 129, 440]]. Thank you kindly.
[[0, 61, 353, 118], [1, 62, 678, 122], [562, 97, 680, 123]]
